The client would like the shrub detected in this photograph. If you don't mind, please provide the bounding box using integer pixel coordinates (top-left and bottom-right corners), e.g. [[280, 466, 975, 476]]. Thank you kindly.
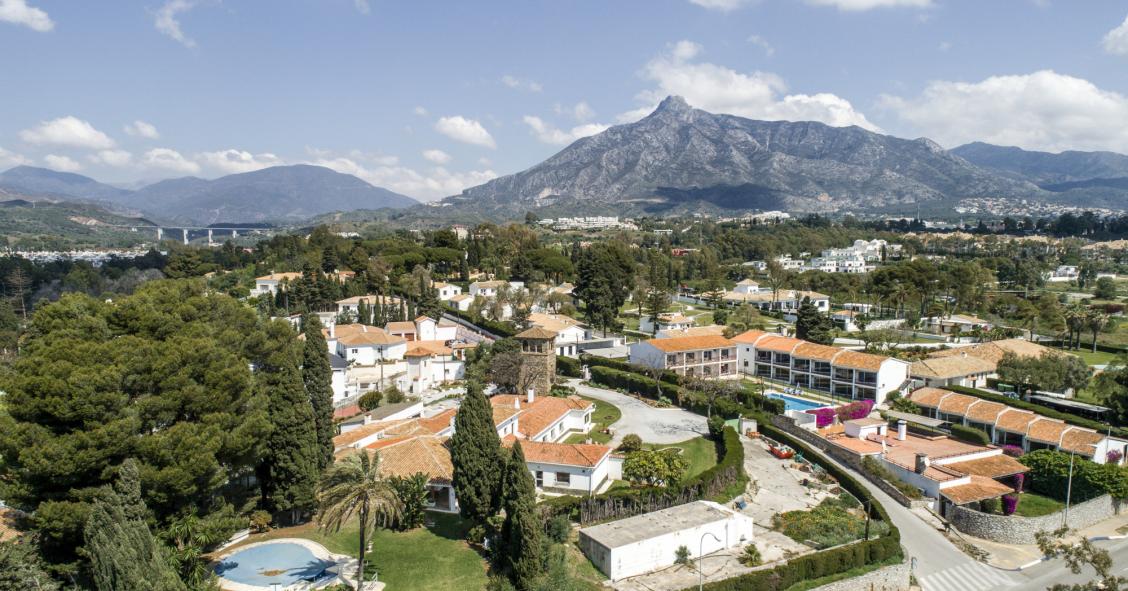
[[546, 515, 570, 544], [1002, 494, 1018, 516], [1109, 450, 1124, 465], [249, 510, 272, 533], [358, 389, 383, 411], [708, 415, 726, 440], [1020, 449, 1128, 502], [740, 544, 762, 567], [979, 497, 1001, 515], [556, 355, 582, 378], [550, 384, 576, 398], [617, 434, 643, 453], [674, 545, 691, 566], [384, 385, 405, 404], [1001, 444, 1024, 458], [773, 497, 889, 548], [807, 407, 837, 428], [860, 456, 923, 500], [950, 424, 991, 446], [389, 472, 429, 530], [836, 400, 875, 422]]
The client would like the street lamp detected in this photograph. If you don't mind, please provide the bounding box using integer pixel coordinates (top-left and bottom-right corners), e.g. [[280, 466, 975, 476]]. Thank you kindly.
[[698, 531, 721, 591], [1063, 449, 1075, 529]]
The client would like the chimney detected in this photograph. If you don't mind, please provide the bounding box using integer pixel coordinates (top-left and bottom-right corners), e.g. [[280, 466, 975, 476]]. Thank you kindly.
[[527, 387, 536, 405], [897, 420, 907, 441], [915, 453, 930, 474], [513, 397, 520, 410], [329, 323, 336, 338]]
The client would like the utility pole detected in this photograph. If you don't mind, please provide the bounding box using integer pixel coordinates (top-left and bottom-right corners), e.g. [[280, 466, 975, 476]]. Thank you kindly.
[[1063, 450, 1075, 528]]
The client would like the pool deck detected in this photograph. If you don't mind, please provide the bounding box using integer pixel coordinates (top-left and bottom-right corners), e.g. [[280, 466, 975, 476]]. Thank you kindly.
[[215, 537, 362, 591]]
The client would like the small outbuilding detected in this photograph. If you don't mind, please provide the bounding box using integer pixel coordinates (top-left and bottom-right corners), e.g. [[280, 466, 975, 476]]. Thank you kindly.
[[578, 501, 754, 581]]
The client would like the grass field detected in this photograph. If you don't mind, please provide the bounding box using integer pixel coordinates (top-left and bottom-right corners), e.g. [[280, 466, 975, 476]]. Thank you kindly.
[[1072, 349, 1123, 367], [565, 395, 622, 445], [1013, 492, 1064, 518], [227, 513, 488, 591], [645, 436, 718, 479]]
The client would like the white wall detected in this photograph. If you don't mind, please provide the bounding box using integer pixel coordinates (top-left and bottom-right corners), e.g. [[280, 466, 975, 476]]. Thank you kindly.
[[527, 459, 607, 495], [337, 341, 408, 365]]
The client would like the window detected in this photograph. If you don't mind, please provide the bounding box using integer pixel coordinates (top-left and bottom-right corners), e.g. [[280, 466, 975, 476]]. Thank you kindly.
[[703, 350, 713, 361], [535, 471, 544, 487], [667, 355, 677, 366], [556, 472, 571, 485]]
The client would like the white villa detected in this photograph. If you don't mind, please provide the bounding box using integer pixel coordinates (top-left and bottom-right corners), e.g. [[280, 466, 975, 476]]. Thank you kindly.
[[639, 312, 696, 335], [528, 312, 589, 357], [434, 282, 462, 300]]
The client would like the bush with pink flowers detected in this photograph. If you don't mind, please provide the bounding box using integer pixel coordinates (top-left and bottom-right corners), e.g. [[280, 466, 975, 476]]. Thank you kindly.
[[1002, 494, 1018, 516], [1108, 449, 1123, 465], [836, 400, 875, 422], [1001, 444, 1024, 458], [806, 407, 837, 428]]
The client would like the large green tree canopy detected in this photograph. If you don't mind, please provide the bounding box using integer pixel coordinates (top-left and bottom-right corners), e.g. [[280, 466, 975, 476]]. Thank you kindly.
[[0, 279, 275, 567]]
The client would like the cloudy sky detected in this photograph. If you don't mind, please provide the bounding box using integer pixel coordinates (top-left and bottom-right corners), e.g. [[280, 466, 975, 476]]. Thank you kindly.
[[3, 0, 1128, 200]]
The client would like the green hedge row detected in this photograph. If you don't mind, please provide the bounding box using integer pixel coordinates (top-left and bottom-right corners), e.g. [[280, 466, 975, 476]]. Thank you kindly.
[[1019, 449, 1128, 502], [556, 355, 582, 378], [942, 385, 1128, 437], [442, 305, 517, 338], [692, 421, 902, 591], [587, 366, 785, 417], [580, 353, 683, 386], [950, 423, 991, 446]]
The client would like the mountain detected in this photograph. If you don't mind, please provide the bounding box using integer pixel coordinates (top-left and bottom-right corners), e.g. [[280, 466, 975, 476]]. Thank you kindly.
[[0, 164, 418, 225], [950, 142, 1128, 185], [0, 193, 157, 249], [0, 166, 134, 202], [445, 96, 1042, 216]]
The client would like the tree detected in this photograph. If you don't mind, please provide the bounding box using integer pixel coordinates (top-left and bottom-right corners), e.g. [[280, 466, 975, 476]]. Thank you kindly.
[[1085, 310, 1109, 353], [1036, 527, 1127, 591], [317, 451, 404, 587], [6, 266, 31, 321], [388, 472, 430, 531], [795, 297, 834, 345], [996, 352, 1091, 394], [258, 320, 321, 524], [303, 314, 335, 472], [358, 389, 384, 411], [1094, 277, 1118, 300], [622, 450, 687, 487], [0, 539, 60, 591], [765, 260, 789, 310], [450, 381, 504, 523], [85, 460, 187, 591], [501, 442, 544, 591], [575, 242, 635, 336]]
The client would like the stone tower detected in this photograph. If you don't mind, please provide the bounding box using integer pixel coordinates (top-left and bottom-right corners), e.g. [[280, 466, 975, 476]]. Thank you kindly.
[[515, 326, 557, 399]]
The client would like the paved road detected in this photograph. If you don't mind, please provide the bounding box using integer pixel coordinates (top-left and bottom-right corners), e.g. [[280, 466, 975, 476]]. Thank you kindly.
[[565, 379, 706, 445], [1008, 537, 1128, 591]]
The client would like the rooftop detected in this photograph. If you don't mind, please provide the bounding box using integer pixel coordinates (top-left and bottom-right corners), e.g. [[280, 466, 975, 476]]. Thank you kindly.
[[730, 329, 769, 344], [256, 272, 303, 281], [911, 356, 996, 379], [335, 325, 406, 347], [832, 349, 890, 371], [515, 326, 559, 340], [518, 440, 611, 468], [641, 335, 734, 353], [941, 475, 1015, 505], [928, 339, 1063, 365], [943, 455, 1028, 479], [580, 501, 741, 549]]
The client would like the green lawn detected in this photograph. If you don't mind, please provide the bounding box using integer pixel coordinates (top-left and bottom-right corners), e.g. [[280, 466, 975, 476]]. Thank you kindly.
[[1013, 492, 1064, 517], [230, 513, 488, 591], [1071, 349, 1123, 367], [565, 395, 622, 445], [645, 436, 718, 479]]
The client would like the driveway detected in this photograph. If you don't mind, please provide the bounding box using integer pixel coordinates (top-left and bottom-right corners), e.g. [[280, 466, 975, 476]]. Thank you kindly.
[[565, 379, 707, 445]]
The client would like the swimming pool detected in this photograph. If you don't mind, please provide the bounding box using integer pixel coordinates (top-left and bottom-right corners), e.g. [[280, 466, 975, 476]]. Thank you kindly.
[[766, 392, 829, 413], [214, 541, 336, 588]]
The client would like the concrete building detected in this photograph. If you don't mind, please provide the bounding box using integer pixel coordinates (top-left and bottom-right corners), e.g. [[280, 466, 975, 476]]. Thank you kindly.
[[332, 324, 407, 365], [251, 272, 303, 296], [629, 335, 738, 380], [579, 501, 755, 581], [519, 440, 617, 495], [433, 282, 462, 301], [639, 312, 696, 335]]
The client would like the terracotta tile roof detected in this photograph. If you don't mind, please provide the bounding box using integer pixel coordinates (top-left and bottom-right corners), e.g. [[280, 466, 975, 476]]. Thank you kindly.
[[833, 350, 889, 371], [0, 507, 24, 542], [755, 335, 804, 353], [385, 321, 417, 333], [418, 409, 457, 434], [513, 396, 592, 439], [908, 387, 950, 408], [938, 393, 980, 415], [1025, 418, 1073, 444], [337, 327, 406, 347], [911, 356, 996, 379], [642, 335, 733, 353], [337, 294, 400, 306], [405, 341, 453, 357], [492, 405, 521, 425], [333, 418, 416, 449], [792, 342, 842, 362], [528, 312, 585, 333], [730, 329, 769, 344], [515, 326, 559, 340], [518, 441, 611, 468], [257, 272, 303, 281], [993, 408, 1039, 433], [450, 294, 474, 302], [471, 280, 506, 289], [941, 475, 1015, 505], [369, 436, 455, 484], [1060, 429, 1103, 456], [928, 339, 1062, 365], [943, 454, 1029, 479], [964, 400, 1009, 424]]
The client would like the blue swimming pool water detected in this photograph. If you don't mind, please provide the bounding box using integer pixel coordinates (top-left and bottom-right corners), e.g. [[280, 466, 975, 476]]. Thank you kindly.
[[766, 392, 828, 413], [215, 542, 335, 587]]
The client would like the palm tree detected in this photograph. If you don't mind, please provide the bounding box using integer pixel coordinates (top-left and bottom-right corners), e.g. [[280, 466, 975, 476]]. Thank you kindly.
[[1085, 310, 1110, 353], [317, 452, 404, 588], [1065, 304, 1087, 350]]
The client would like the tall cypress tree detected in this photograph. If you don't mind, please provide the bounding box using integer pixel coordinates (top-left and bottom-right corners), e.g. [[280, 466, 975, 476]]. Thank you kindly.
[[502, 442, 544, 591], [258, 321, 320, 524], [85, 460, 186, 591], [303, 314, 335, 472], [450, 380, 503, 523]]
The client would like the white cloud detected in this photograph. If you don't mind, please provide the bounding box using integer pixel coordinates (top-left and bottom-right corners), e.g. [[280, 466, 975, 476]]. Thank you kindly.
[[500, 75, 543, 93], [0, 0, 53, 32], [555, 101, 596, 123], [354, 0, 371, 15], [44, 154, 82, 172], [155, 0, 197, 47], [938, 41, 952, 52], [688, 0, 755, 11], [627, 40, 878, 130], [90, 150, 133, 167], [805, 0, 931, 10], [196, 149, 282, 174], [307, 149, 496, 200], [522, 116, 610, 146], [413, 106, 428, 116], [747, 34, 775, 56], [422, 149, 451, 164], [1103, 14, 1128, 56], [142, 148, 201, 174], [880, 70, 1128, 152], [124, 120, 160, 139], [0, 146, 32, 168], [20, 116, 116, 149], [435, 116, 496, 149]]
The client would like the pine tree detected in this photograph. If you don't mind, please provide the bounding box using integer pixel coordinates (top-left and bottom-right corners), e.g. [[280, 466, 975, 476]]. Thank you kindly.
[[303, 314, 335, 472], [795, 297, 835, 345], [358, 300, 370, 326], [258, 322, 320, 524], [85, 460, 187, 591], [502, 442, 544, 591], [450, 381, 503, 523]]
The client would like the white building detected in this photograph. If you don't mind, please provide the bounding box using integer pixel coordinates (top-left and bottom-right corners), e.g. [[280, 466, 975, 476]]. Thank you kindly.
[[629, 335, 738, 380], [639, 313, 696, 335], [251, 272, 303, 296], [448, 294, 474, 311], [332, 324, 408, 365], [434, 282, 462, 301], [336, 294, 403, 317], [1045, 265, 1080, 283], [528, 312, 589, 357], [521, 441, 618, 495], [579, 501, 755, 581]]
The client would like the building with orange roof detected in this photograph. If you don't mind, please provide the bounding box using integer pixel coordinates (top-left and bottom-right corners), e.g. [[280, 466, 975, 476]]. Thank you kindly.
[[629, 335, 738, 380], [515, 440, 618, 495], [331, 324, 407, 365], [491, 390, 595, 443], [910, 355, 996, 389]]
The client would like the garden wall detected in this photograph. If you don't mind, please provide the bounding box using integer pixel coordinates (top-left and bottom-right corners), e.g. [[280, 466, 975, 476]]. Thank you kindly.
[[949, 495, 1123, 544], [807, 559, 910, 591]]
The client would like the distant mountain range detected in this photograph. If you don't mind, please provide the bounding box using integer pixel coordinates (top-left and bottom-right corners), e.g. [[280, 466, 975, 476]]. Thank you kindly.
[[443, 96, 1128, 217], [0, 164, 417, 225]]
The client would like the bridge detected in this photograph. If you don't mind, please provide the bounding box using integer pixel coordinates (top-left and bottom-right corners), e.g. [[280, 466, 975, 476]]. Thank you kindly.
[[99, 224, 276, 245]]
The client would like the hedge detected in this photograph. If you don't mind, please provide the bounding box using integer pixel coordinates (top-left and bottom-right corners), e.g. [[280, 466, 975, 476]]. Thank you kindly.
[[950, 423, 991, 446], [587, 366, 785, 417], [580, 353, 683, 386], [692, 421, 902, 591], [942, 385, 1128, 437], [556, 355, 582, 378], [442, 305, 517, 338], [1019, 449, 1128, 502]]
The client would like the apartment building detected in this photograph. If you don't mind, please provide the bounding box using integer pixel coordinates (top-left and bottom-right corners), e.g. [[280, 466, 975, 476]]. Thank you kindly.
[[629, 335, 738, 379]]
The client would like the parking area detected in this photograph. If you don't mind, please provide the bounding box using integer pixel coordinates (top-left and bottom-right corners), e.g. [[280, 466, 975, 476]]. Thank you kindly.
[[565, 379, 707, 445]]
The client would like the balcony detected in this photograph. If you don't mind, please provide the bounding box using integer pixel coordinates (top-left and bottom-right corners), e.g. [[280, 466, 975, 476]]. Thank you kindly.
[[792, 360, 811, 373], [856, 372, 877, 386], [812, 363, 832, 376], [773, 353, 791, 365], [756, 353, 773, 363], [834, 368, 854, 381]]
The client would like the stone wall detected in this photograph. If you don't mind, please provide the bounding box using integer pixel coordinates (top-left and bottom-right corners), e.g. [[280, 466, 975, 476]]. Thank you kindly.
[[949, 495, 1123, 544], [808, 559, 910, 591]]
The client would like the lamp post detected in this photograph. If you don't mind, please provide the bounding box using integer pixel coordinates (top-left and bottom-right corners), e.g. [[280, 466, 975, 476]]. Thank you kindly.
[[699, 531, 721, 591], [1063, 449, 1075, 529]]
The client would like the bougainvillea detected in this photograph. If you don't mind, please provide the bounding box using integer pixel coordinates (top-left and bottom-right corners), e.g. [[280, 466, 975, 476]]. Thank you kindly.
[[806, 407, 837, 428], [1108, 449, 1123, 465], [1002, 494, 1018, 516], [835, 400, 875, 422], [1013, 473, 1025, 492], [1001, 444, 1024, 458]]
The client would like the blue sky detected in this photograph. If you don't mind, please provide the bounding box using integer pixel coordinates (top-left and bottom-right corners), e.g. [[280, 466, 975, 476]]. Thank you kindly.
[[3, 0, 1128, 200]]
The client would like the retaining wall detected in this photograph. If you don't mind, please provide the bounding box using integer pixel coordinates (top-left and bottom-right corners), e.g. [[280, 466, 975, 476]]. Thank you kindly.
[[949, 495, 1123, 544], [808, 558, 910, 591]]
